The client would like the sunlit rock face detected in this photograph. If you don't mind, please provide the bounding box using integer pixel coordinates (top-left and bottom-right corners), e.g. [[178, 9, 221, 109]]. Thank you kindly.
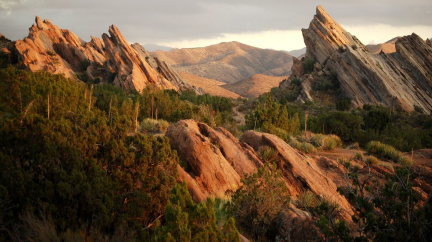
[[14, 16, 199, 93], [283, 6, 432, 113]]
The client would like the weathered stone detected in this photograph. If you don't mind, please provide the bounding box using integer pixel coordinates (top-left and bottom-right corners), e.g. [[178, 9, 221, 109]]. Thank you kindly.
[[240, 130, 354, 220], [292, 6, 432, 113], [13, 16, 198, 93]]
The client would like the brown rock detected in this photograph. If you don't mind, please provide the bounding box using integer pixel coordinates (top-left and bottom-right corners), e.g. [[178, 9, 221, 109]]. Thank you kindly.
[[240, 130, 354, 220], [166, 120, 247, 200], [292, 6, 432, 113], [13, 16, 197, 93]]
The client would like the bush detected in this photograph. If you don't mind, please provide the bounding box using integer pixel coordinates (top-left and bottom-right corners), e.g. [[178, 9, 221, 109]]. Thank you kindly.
[[303, 57, 316, 74], [258, 146, 280, 163], [365, 155, 379, 165], [140, 118, 169, 134], [230, 163, 290, 241], [289, 137, 317, 154], [366, 141, 410, 164]]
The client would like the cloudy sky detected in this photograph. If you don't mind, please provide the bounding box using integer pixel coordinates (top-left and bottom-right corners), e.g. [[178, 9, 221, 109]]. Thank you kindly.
[[1, 0, 431, 51]]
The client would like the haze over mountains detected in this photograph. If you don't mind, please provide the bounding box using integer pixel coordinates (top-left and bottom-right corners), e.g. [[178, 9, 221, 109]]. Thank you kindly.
[[151, 41, 293, 84]]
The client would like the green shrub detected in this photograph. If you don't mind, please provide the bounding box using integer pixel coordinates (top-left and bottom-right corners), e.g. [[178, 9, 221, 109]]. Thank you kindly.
[[365, 155, 379, 165], [366, 141, 410, 164], [258, 145, 280, 163], [296, 191, 319, 211], [289, 137, 317, 154], [303, 57, 316, 74], [354, 152, 363, 161], [140, 118, 169, 134]]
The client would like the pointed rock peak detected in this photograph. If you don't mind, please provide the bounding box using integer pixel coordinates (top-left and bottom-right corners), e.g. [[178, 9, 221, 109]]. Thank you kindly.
[[108, 24, 127, 44], [315, 5, 334, 24], [35, 16, 46, 29]]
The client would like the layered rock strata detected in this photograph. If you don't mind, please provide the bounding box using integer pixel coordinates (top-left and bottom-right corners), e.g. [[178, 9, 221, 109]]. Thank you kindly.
[[166, 120, 263, 201], [13, 16, 197, 93], [282, 6, 432, 113]]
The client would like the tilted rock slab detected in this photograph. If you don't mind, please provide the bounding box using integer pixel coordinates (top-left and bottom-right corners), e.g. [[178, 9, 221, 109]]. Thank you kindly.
[[14, 16, 196, 93], [240, 130, 354, 220], [297, 6, 432, 113], [166, 120, 263, 201]]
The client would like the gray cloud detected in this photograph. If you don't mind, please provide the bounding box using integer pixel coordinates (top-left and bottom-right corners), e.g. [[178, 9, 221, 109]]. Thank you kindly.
[[0, 0, 431, 44]]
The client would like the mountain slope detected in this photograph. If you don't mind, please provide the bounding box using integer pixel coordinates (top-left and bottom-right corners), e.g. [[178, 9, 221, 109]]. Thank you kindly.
[[223, 74, 286, 98], [366, 37, 399, 54], [178, 71, 241, 99], [151, 41, 293, 84]]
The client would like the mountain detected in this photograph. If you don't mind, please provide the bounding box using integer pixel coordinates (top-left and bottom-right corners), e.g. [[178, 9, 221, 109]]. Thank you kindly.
[[222, 74, 286, 98], [142, 43, 172, 52], [178, 71, 241, 99], [281, 6, 432, 114], [151, 41, 293, 84], [366, 37, 399, 54], [288, 47, 307, 58], [4, 16, 199, 93]]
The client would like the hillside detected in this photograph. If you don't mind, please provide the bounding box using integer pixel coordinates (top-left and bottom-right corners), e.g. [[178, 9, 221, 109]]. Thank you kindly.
[[223, 74, 286, 98], [366, 37, 399, 54], [151, 41, 293, 84], [178, 71, 241, 99]]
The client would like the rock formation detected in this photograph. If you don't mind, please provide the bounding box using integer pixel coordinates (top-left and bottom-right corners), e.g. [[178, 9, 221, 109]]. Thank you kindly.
[[12, 16, 198, 93], [240, 130, 354, 220], [166, 120, 263, 201], [282, 6, 432, 113]]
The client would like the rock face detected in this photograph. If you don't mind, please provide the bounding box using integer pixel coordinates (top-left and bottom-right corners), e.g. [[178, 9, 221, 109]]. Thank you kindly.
[[288, 6, 432, 113], [13, 16, 197, 93], [240, 130, 354, 220], [166, 120, 263, 201]]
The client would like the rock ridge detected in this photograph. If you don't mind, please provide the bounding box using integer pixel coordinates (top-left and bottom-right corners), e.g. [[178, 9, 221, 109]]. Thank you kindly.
[[11, 16, 197, 93], [286, 6, 432, 113]]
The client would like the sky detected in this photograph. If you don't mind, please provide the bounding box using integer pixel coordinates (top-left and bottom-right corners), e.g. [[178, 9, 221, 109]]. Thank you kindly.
[[1, 0, 431, 51]]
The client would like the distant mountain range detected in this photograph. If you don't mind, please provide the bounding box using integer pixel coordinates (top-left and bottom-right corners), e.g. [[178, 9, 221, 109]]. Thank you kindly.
[[150, 41, 293, 84]]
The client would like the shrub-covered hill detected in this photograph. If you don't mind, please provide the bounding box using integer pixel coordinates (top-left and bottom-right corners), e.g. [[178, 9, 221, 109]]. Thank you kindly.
[[0, 67, 239, 241]]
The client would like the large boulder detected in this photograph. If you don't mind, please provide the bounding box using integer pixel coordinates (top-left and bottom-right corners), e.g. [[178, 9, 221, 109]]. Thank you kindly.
[[166, 120, 263, 201]]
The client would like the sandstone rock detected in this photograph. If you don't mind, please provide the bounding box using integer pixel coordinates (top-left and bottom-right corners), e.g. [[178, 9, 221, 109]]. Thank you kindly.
[[13, 16, 198, 93], [166, 120, 263, 201], [295, 6, 432, 113], [240, 130, 354, 220]]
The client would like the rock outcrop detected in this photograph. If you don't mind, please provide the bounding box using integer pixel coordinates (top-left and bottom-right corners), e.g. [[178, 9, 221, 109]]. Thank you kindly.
[[240, 130, 354, 220], [166, 120, 263, 201], [13, 16, 198, 93], [284, 6, 432, 113]]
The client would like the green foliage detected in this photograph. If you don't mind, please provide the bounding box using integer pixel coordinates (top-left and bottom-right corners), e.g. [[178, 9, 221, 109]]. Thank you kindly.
[[291, 78, 301, 86], [336, 99, 351, 111], [154, 183, 239, 242], [338, 165, 432, 241], [303, 57, 315, 74], [308, 111, 363, 143], [289, 137, 318, 154], [258, 146, 280, 163], [140, 118, 169, 134], [245, 93, 300, 137], [365, 155, 379, 165], [229, 163, 290, 241], [366, 141, 410, 164]]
